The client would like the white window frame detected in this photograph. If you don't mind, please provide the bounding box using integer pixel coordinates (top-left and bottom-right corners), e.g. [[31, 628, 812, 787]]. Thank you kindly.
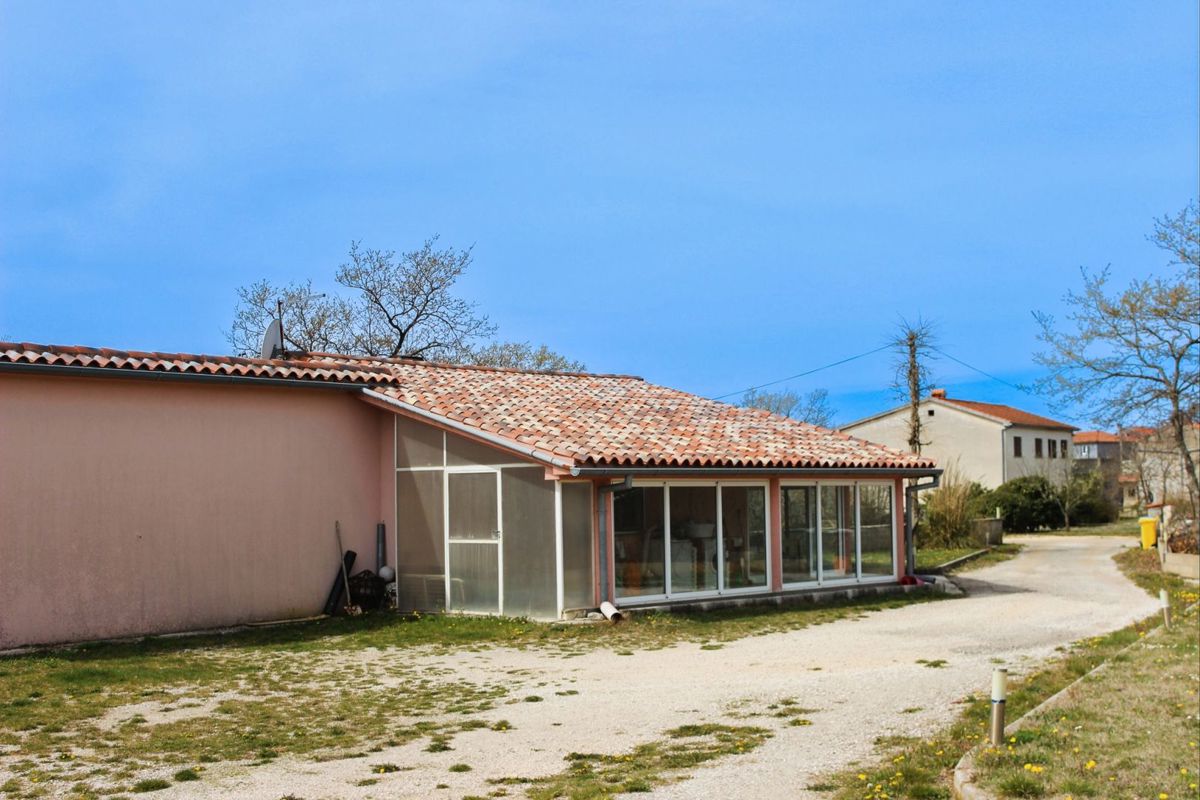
[[779, 479, 896, 590], [443, 466, 504, 615], [614, 479, 772, 605]]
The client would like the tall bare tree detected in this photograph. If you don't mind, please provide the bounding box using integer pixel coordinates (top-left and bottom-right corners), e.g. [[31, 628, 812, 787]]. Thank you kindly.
[[228, 237, 581, 370], [890, 318, 937, 454], [742, 388, 836, 427], [1034, 202, 1200, 508]]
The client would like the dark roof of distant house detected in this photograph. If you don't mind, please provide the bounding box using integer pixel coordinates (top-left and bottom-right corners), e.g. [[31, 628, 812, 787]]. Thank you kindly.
[[1, 341, 938, 473]]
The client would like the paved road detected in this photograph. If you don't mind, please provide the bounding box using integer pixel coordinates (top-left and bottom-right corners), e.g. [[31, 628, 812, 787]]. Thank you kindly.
[[199, 535, 1157, 799]]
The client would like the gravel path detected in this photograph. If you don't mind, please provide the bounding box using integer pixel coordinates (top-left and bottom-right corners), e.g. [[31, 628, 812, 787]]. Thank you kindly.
[[184, 535, 1155, 799]]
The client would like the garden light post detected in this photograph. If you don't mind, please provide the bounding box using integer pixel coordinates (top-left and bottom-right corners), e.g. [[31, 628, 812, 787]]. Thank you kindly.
[[1160, 589, 1171, 629], [989, 668, 1007, 746]]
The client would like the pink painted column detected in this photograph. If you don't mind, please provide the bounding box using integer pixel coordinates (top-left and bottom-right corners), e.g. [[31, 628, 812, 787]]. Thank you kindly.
[[769, 477, 783, 591], [894, 477, 907, 578]]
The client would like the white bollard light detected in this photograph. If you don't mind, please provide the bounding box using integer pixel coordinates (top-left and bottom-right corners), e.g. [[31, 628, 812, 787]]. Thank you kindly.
[[1160, 589, 1172, 629], [989, 668, 1007, 746]]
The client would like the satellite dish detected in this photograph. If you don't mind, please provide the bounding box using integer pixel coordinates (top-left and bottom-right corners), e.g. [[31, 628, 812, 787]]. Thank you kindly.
[[259, 319, 283, 360]]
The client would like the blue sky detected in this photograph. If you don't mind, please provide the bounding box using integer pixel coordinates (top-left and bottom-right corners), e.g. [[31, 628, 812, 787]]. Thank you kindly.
[[2, 2, 1196, 426]]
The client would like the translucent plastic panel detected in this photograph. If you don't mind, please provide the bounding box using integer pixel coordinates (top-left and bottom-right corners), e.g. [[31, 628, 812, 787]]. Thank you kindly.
[[501, 468, 558, 619], [722, 485, 768, 589], [781, 486, 818, 583], [613, 486, 665, 599], [395, 415, 444, 468], [446, 430, 513, 467], [395, 470, 445, 611], [821, 485, 857, 579], [448, 542, 499, 613], [858, 484, 894, 578], [561, 482, 595, 610], [448, 472, 497, 540]]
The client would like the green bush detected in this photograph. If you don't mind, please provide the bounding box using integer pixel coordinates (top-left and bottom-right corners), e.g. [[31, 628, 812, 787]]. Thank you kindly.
[[1067, 470, 1116, 525], [991, 475, 1059, 532]]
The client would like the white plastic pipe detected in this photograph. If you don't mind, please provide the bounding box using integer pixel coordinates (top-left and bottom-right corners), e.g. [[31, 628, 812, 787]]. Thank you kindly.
[[1160, 589, 1172, 629], [599, 601, 623, 623]]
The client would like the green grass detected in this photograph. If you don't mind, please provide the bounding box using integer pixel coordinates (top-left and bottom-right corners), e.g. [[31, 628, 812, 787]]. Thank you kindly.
[[914, 547, 979, 571], [0, 590, 940, 796], [972, 549, 1199, 799], [1039, 518, 1142, 537], [491, 723, 771, 799], [818, 544, 1196, 800]]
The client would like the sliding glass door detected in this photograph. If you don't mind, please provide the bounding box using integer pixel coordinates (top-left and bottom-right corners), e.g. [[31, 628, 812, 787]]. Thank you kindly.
[[782, 482, 896, 587], [614, 482, 769, 602]]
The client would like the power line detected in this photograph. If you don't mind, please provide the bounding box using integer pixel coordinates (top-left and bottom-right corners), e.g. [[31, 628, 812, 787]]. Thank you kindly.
[[711, 344, 891, 400], [930, 346, 1033, 394]]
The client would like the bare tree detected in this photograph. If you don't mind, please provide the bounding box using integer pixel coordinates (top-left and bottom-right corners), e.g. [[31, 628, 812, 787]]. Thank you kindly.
[[472, 341, 586, 372], [1034, 202, 1200, 508], [336, 238, 495, 360], [890, 318, 937, 454], [227, 279, 355, 356], [228, 237, 580, 370], [742, 388, 836, 427]]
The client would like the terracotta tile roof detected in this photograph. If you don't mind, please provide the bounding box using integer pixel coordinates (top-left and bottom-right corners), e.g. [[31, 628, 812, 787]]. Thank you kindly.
[[938, 397, 1076, 431], [1074, 430, 1121, 444], [363, 359, 936, 470], [0, 341, 394, 384], [2, 341, 936, 471]]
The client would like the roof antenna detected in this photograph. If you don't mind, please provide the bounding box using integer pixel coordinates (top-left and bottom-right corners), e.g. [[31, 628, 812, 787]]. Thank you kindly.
[[259, 301, 284, 360]]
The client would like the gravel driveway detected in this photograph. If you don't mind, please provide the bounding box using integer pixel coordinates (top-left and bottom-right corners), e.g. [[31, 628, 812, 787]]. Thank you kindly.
[[194, 535, 1156, 799]]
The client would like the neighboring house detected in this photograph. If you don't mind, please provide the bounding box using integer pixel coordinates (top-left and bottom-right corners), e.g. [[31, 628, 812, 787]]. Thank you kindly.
[[1073, 430, 1124, 510], [1121, 421, 1200, 509], [0, 341, 937, 650], [840, 389, 1076, 488]]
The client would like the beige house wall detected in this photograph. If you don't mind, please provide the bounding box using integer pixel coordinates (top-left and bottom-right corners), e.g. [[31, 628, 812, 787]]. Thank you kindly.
[[842, 400, 1005, 486], [0, 374, 390, 650], [1003, 426, 1072, 485]]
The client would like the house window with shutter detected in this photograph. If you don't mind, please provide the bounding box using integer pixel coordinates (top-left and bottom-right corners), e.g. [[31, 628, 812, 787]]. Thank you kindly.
[[1013, 436, 1023, 458], [1049, 439, 1058, 458], [1035, 438, 1043, 458]]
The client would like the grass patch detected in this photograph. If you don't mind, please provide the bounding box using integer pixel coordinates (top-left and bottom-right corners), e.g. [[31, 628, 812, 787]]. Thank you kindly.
[[502, 723, 771, 799], [0, 586, 939, 795], [1040, 518, 1141, 537], [818, 544, 1198, 799], [131, 778, 171, 792], [449, 763, 473, 772], [914, 547, 978, 571], [916, 658, 948, 669], [172, 767, 200, 782]]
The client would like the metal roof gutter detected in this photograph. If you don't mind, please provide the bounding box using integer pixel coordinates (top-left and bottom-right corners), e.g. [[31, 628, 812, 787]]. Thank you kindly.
[[0, 361, 367, 390], [570, 465, 942, 477], [359, 388, 577, 471]]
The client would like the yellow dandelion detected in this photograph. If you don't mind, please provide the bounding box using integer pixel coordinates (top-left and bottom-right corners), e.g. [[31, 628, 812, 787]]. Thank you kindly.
[[1085, 760, 1096, 770]]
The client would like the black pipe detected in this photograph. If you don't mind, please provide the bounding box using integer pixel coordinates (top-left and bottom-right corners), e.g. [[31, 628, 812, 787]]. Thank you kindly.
[[376, 523, 386, 571]]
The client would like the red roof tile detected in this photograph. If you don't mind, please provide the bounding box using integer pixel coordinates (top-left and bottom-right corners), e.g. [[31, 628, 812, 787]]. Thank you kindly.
[[363, 359, 935, 470], [938, 397, 1076, 431], [0, 341, 395, 384], [1, 341, 937, 472], [1074, 430, 1121, 444]]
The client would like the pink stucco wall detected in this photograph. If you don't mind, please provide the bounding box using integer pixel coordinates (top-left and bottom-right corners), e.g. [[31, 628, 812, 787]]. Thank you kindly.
[[0, 374, 389, 649]]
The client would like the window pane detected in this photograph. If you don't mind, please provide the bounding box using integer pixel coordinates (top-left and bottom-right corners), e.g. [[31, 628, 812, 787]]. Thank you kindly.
[[396, 470, 445, 611], [821, 485, 856, 579], [668, 486, 717, 593], [722, 486, 767, 589], [448, 542, 499, 613], [561, 483, 594, 610], [448, 472, 497, 539], [613, 487, 665, 598], [781, 486, 818, 583], [858, 485, 894, 578], [501, 468, 558, 619]]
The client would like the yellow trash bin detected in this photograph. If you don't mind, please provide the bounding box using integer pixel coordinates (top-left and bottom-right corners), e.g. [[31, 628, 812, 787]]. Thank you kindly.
[[1139, 517, 1158, 549]]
